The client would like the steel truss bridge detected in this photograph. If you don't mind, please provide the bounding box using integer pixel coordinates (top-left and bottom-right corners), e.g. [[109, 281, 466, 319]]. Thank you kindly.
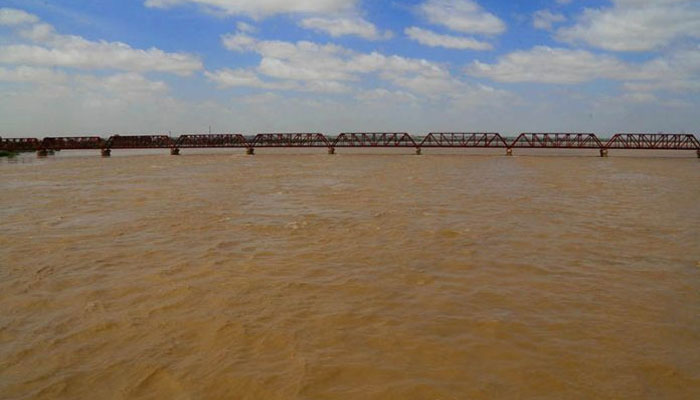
[[1, 132, 699, 157]]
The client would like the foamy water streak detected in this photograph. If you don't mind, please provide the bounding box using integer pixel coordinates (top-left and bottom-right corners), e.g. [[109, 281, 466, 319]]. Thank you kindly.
[[1, 151, 699, 399]]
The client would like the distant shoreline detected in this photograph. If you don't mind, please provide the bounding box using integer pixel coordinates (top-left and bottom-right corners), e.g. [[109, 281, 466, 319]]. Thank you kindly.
[[0, 150, 18, 158]]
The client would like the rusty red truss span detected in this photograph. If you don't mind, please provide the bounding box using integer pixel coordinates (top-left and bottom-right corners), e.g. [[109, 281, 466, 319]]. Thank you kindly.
[[420, 132, 508, 148], [333, 132, 417, 147], [509, 133, 603, 149], [252, 133, 330, 147], [108, 135, 174, 149], [0, 137, 40, 152], [604, 133, 700, 150], [176, 134, 248, 148], [42, 137, 105, 150]]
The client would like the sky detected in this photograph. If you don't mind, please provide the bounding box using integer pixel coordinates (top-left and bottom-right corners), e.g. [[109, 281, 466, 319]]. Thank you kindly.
[[0, 0, 698, 137]]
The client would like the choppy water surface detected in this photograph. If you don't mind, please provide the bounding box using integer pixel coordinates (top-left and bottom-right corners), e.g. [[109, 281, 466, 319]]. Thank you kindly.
[[1, 150, 699, 399]]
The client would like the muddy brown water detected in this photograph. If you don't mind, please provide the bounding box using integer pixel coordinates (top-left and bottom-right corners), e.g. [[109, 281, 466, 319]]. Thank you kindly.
[[1, 150, 699, 399]]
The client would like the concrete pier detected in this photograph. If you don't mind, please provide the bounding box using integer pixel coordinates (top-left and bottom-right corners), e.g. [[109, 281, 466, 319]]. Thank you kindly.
[[600, 149, 609, 157], [506, 148, 513, 156], [697, 150, 700, 158], [246, 148, 255, 155], [37, 149, 48, 157], [170, 148, 180, 156], [101, 148, 111, 157], [415, 148, 422, 155], [328, 147, 335, 155]]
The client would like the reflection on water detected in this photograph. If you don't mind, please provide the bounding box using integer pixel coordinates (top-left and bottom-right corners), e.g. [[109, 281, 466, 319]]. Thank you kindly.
[[1, 150, 699, 399]]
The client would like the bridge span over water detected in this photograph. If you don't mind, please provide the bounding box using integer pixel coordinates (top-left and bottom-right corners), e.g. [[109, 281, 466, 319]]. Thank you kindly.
[[2, 132, 699, 158]]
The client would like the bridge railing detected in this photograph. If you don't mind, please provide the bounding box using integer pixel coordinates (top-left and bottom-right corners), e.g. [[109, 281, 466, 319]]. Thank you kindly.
[[0, 137, 41, 152], [42, 137, 105, 150], [420, 133, 508, 148], [176, 134, 249, 148], [107, 135, 174, 149], [603, 134, 700, 150], [333, 132, 417, 147], [508, 133, 603, 149], [251, 133, 330, 147]]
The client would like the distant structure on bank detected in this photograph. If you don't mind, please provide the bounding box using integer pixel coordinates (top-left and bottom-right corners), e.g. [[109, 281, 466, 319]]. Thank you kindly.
[[1, 132, 699, 158]]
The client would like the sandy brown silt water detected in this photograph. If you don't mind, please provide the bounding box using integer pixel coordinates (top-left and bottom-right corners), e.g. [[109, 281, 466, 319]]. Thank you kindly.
[[1, 150, 699, 399]]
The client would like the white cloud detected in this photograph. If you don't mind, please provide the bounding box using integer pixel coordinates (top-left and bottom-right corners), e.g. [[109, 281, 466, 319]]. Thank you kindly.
[[405, 27, 492, 50], [619, 91, 658, 104], [419, 0, 506, 35], [143, 0, 355, 18], [0, 70, 168, 106], [0, 43, 201, 76], [75, 73, 168, 96], [252, 41, 357, 82], [216, 31, 468, 97], [0, 71, 180, 136], [557, 0, 700, 51], [221, 32, 258, 51], [206, 67, 270, 87], [145, 0, 390, 42], [258, 56, 350, 81], [384, 73, 460, 97], [624, 47, 700, 92], [624, 80, 700, 93], [222, 33, 447, 82], [205, 64, 353, 94], [239, 92, 282, 105], [0, 66, 67, 84], [0, 8, 39, 25], [148, 1, 391, 41], [355, 52, 449, 81], [0, 9, 185, 133], [532, 10, 566, 30], [355, 88, 418, 103], [467, 45, 700, 96], [0, 14, 202, 75], [205, 68, 298, 90], [235, 21, 256, 33], [467, 46, 633, 84], [302, 80, 351, 93], [299, 17, 391, 40]]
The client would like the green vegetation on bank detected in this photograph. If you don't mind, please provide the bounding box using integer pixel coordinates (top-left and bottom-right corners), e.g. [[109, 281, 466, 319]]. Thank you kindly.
[[0, 150, 18, 158]]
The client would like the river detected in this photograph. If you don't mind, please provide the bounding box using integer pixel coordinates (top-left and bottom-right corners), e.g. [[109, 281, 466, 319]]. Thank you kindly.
[[1, 150, 699, 399]]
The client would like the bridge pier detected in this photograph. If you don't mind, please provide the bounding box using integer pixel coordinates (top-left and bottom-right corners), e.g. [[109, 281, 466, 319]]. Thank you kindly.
[[697, 149, 700, 158], [600, 149, 609, 157], [37, 148, 48, 157], [506, 148, 513, 156], [101, 148, 111, 157], [328, 147, 335, 155], [170, 147, 180, 156], [415, 147, 422, 155], [246, 147, 255, 155]]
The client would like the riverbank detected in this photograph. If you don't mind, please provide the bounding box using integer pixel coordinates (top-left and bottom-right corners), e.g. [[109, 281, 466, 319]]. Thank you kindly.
[[0, 150, 18, 157]]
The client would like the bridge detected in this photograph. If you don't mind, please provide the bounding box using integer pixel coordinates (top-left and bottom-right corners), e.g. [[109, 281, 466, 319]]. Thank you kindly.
[[1, 132, 699, 158]]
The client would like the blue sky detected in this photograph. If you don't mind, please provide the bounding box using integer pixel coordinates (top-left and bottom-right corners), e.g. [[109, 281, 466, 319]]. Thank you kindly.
[[0, 0, 698, 136]]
